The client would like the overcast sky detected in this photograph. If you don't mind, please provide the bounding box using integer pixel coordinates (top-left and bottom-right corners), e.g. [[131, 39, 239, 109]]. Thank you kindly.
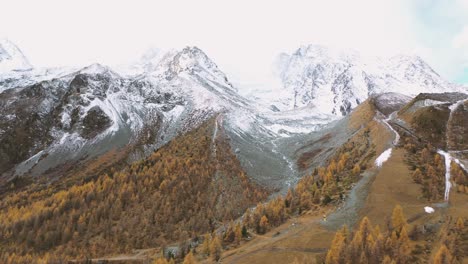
[[1, 0, 467, 84]]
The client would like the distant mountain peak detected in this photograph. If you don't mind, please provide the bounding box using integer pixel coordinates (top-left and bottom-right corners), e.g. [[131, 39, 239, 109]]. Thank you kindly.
[[169, 46, 220, 73], [272, 44, 467, 116], [78, 63, 118, 76], [0, 38, 33, 73]]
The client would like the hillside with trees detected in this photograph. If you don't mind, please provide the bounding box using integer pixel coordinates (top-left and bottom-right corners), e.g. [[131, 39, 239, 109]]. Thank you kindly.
[[0, 117, 267, 262]]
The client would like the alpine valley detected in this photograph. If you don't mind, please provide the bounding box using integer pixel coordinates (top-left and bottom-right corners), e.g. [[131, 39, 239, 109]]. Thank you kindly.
[[0, 39, 467, 264]]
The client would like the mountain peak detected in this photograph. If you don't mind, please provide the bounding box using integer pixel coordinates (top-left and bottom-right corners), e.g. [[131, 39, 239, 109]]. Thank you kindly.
[[170, 46, 218, 72], [0, 38, 33, 73], [78, 63, 116, 76], [272, 44, 466, 115], [163, 46, 232, 86]]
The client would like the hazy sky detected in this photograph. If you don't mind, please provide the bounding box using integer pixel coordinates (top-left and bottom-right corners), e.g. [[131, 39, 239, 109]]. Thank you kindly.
[[1, 0, 467, 84]]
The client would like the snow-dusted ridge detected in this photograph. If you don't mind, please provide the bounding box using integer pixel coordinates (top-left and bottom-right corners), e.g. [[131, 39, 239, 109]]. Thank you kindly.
[[2, 43, 322, 180], [1, 44, 253, 177]]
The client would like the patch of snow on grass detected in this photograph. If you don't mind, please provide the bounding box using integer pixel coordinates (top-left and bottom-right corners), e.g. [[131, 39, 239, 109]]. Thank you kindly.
[[375, 148, 392, 167], [424, 206, 435, 213]]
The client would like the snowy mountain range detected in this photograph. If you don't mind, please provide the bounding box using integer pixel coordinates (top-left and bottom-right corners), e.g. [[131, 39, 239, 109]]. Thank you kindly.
[[0, 40, 466, 181], [0, 44, 247, 177], [272, 44, 467, 115]]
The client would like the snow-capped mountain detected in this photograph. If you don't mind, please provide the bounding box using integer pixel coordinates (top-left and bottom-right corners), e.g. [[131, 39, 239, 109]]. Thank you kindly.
[[273, 44, 467, 116], [0, 38, 33, 73], [0, 45, 247, 177]]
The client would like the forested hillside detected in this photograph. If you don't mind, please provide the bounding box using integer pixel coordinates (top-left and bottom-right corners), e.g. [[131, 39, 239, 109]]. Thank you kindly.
[[0, 117, 267, 263]]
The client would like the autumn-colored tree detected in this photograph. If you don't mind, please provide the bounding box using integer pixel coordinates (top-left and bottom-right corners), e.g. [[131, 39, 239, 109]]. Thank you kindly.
[[451, 162, 466, 188], [223, 223, 235, 243], [456, 217, 465, 231], [285, 189, 294, 208], [434, 154, 443, 170], [356, 217, 373, 250], [183, 250, 197, 264], [396, 226, 411, 263], [325, 171, 334, 183], [258, 215, 269, 234], [350, 231, 364, 260], [326, 226, 346, 264], [234, 223, 242, 245], [299, 191, 312, 212], [201, 235, 211, 256], [359, 251, 369, 264], [371, 232, 385, 263], [340, 225, 349, 240], [412, 168, 423, 184], [352, 164, 361, 176], [336, 153, 349, 173], [421, 148, 431, 163], [382, 255, 395, 264], [153, 257, 170, 264], [433, 244, 452, 264], [209, 236, 222, 262], [391, 205, 407, 234], [329, 160, 338, 174]]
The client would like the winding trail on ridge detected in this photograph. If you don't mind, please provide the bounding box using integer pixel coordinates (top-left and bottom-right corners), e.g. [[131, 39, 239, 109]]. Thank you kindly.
[[437, 99, 468, 201], [383, 112, 400, 146], [374, 112, 400, 168]]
